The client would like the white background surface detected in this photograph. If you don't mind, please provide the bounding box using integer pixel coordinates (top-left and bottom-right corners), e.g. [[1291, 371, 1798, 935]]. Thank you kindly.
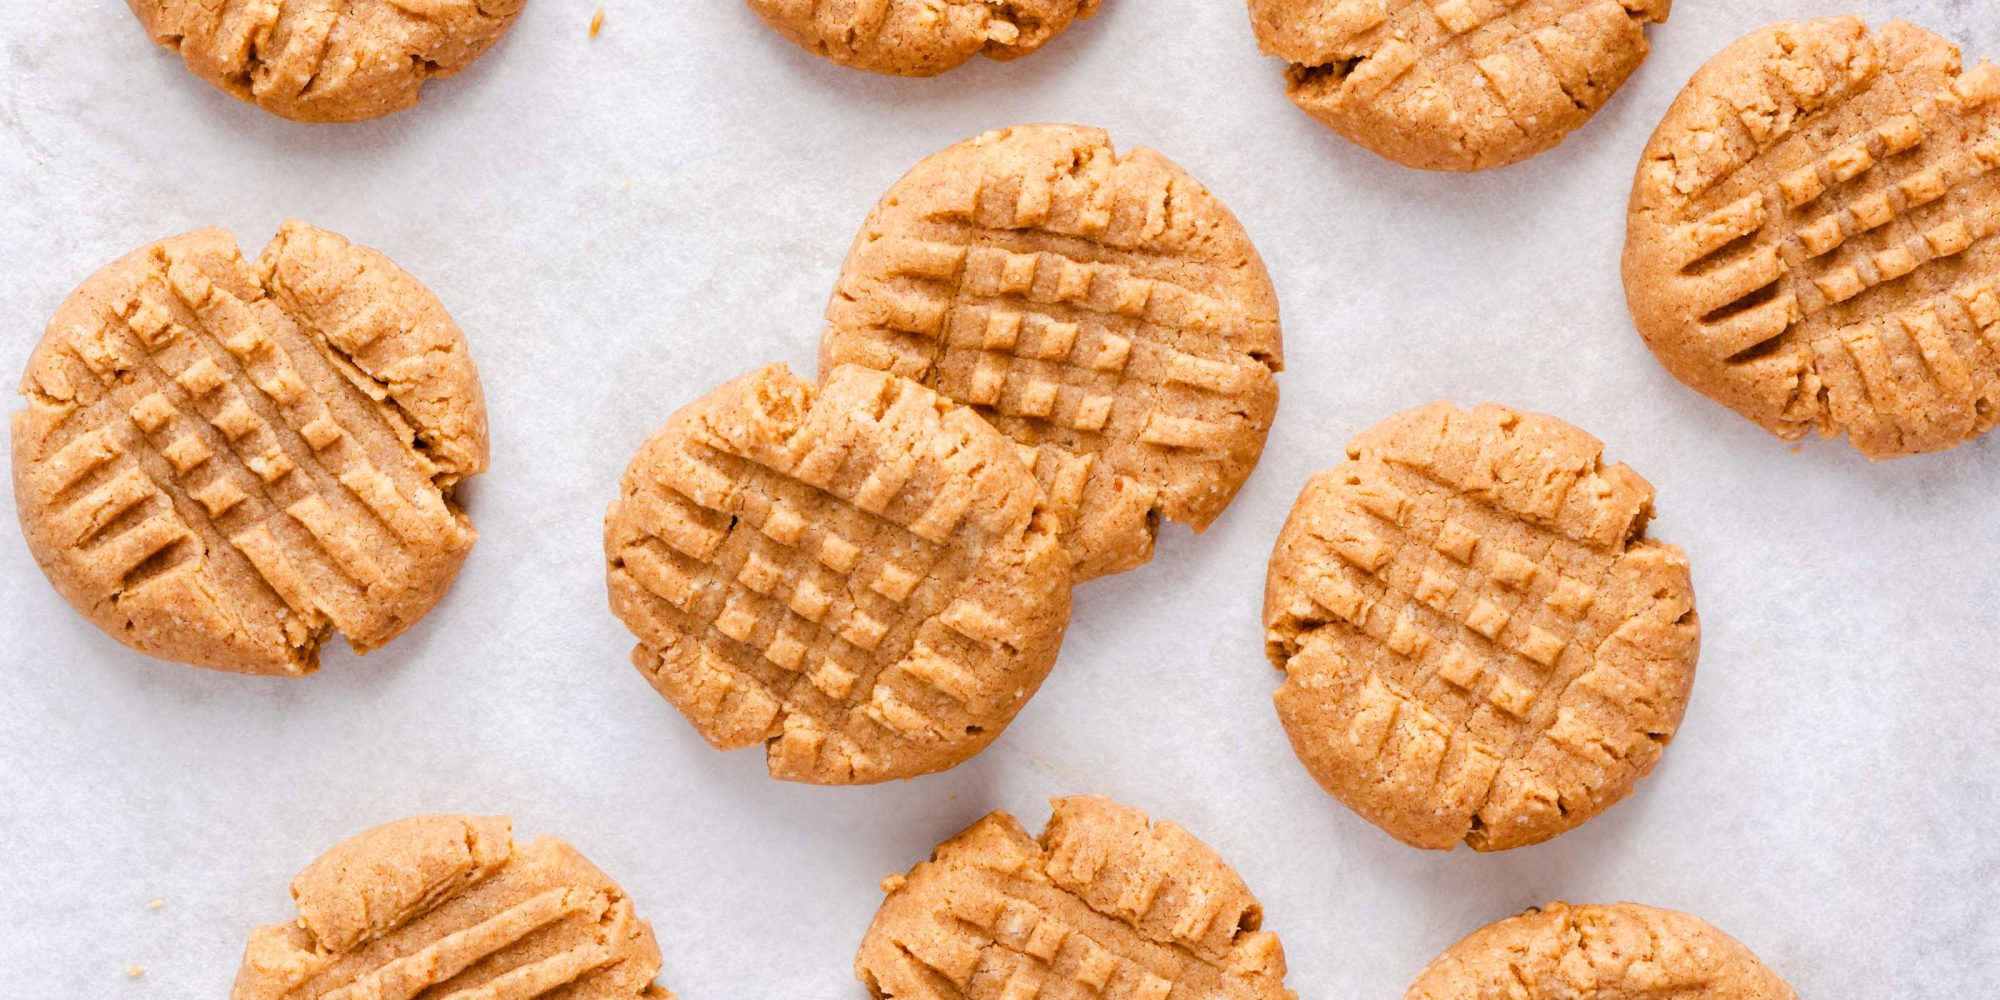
[[1, 1, 1996, 996]]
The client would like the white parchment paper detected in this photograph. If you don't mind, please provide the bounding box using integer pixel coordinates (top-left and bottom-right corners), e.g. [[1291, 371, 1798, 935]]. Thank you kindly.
[[2, 1, 1997, 995]]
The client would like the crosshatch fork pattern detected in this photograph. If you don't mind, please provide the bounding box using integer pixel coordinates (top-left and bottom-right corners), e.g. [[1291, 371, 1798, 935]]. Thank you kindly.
[[1402, 902, 1801, 1000], [1248, 0, 1671, 170], [1626, 16, 2000, 458], [856, 797, 1295, 1000], [742, 0, 1101, 77], [11, 224, 486, 676], [1263, 403, 1698, 852], [821, 124, 1283, 581], [129, 0, 526, 123], [605, 364, 1072, 785], [232, 815, 673, 1000]]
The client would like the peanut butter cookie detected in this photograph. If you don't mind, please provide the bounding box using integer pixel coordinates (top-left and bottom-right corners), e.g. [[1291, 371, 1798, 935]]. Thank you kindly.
[[1624, 17, 2000, 459], [1247, 0, 1670, 171], [745, 0, 1100, 77], [13, 223, 487, 676], [233, 814, 674, 1000], [129, 0, 526, 123], [1263, 402, 1697, 851], [857, 796, 1294, 999], [604, 363, 1072, 784], [1406, 902, 1795, 1000], [821, 125, 1283, 581]]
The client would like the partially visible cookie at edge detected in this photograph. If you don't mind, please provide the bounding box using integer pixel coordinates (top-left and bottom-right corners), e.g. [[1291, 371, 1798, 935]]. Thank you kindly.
[[1247, 0, 1671, 171], [1406, 902, 1797, 1000], [232, 814, 675, 1000], [745, 0, 1101, 77], [1263, 402, 1697, 851], [13, 223, 487, 676], [604, 363, 1072, 785], [1624, 17, 2000, 459], [857, 795, 1295, 999], [822, 124, 1283, 581], [128, 0, 527, 122]]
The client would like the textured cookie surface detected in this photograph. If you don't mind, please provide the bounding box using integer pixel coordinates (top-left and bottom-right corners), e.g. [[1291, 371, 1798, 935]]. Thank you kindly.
[[605, 363, 1071, 784], [1248, 0, 1669, 171], [233, 815, 674, 1000], [856, 796, 1294, 999], [1406, 902, 1796, 1000], [745, 0, 1100, 77], [822, 125, 1282, 581], [129, 0, 525, 123], [13, 224, 486, 676], [1263, 402, 1696, 851], [1625, 18, 2000, 459]]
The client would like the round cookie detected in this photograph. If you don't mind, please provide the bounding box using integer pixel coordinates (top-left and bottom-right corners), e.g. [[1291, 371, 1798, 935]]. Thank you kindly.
[[1406, 902, 1796, 1000], [745, 0, 1100, 77], [13, 223, 487, 676], [1263, 402, 1697, 851], [233, 814, 675, 1000], [1247, 0, 1670, 171], [604, 363, 1072, 785], [1624, 18, 2000, 459], [128, 0, 525, 123], [821, 124, 1283, 581], [857, 796, 1295, 999]]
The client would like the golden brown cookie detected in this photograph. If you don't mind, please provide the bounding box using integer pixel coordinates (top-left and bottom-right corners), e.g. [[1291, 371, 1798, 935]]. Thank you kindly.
[[821, 125, 1283, 581], [233, 814, 674, 1000], [13, 223, 487, 676], [745, 0, 1100, 77], [1263, 402, 1697, 851], [128, 0, 526, 123], [1624, 18, 2000, 459], [856, 796, 1294, 999], [1247, 0, 1670, 171], [604, 363, 1072, 784], [1406, 902, 1796, 1000]]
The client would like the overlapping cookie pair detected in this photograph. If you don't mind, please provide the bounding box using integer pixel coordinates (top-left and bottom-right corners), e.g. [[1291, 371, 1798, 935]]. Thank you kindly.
[[237, 804, 1798, 999], [604, 124, 1285, 784]]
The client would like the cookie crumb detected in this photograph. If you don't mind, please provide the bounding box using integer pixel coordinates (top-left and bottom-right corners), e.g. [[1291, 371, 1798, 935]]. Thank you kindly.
[[125, 966, 145, 979], [590, 9, 605, 38], [147, 899, 164, 910]]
